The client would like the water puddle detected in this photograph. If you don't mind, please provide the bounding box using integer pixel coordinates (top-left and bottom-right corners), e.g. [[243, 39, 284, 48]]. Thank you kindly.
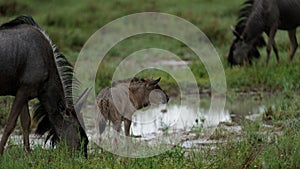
[[130, 104, 231, 137], [84, 93, 279, 150], [151, 59, 190, 68], [0, 93, 279, 152]]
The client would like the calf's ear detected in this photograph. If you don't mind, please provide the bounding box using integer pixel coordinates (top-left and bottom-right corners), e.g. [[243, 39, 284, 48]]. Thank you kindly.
[[147, 77, 161, 89]]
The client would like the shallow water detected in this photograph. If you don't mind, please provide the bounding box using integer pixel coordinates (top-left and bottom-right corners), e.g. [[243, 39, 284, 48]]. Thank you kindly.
[[0, 93, 278, 154], [85, 93, 278, 144], [130, 104, 231, 137]]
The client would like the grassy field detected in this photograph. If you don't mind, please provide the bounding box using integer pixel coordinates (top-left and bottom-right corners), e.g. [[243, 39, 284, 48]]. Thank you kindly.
[[0, 0, 300, 168]]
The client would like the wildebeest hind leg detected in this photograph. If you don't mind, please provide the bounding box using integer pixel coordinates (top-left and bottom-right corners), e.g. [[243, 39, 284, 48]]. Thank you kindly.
[[20, 103, 31, 153], [288, 29, 298, 61], [0, 90, 27, 155]]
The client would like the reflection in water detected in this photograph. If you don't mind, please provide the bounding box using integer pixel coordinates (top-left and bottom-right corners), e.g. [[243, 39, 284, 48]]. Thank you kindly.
[[89, 103, 233, 157], [131, 104, 231, 137]]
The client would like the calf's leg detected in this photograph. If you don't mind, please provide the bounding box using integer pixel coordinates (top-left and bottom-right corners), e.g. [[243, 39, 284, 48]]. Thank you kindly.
[[124, 119, 132, 137], [111, 119, 122, 150]]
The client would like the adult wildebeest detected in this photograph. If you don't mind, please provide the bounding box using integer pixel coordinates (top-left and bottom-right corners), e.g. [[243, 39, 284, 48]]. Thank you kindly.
[[228, 0, 300, 66], [96, 77, 168, 143], [0, 16, 89, 156]]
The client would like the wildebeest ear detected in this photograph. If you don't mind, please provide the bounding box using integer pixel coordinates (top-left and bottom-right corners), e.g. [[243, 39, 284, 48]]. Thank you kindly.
[[147, 77, 161, 89]]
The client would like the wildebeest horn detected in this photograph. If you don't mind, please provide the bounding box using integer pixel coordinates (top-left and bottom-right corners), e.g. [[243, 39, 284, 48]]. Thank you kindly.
[[75, 88, 92, 128], [231, 26, 242, 39]]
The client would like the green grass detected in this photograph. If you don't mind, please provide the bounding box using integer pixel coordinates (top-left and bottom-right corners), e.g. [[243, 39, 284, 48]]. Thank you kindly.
[[1, 0, 300, 168], [1, 105, 299, 168], [1, 0, 298, 93]]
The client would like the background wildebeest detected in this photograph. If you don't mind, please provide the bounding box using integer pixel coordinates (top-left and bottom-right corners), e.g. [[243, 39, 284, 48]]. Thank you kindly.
[[228, 0, 300, 66], [96, 77, 168, 143], [0, 16, 89, 156]]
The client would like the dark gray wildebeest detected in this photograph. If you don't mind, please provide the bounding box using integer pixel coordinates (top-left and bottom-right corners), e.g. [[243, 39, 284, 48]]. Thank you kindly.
[[228, 0, 300, 66], [96, 77, 168, 144], [0, 16, 90, 156]]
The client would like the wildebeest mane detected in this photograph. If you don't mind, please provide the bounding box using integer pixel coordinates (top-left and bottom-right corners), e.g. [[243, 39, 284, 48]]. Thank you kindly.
[[236, 0, 265, 47], [0, 16, 41, 29], [235, 0, 254, 34]]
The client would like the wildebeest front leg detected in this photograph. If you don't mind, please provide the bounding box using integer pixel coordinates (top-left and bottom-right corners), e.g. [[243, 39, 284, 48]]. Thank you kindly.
[[0, 91, 26, 155], [266, 28, 277, 65], [288, 29, 298, 61], [20, 103, 31, 153]]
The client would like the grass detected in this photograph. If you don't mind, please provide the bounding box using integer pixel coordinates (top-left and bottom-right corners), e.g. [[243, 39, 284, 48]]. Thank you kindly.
[[0, 0, 300, 168], [1, 105, 299, 168]]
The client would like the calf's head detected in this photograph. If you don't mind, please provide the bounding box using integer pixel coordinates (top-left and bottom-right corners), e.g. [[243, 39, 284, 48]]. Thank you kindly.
[[128, 77, 169, 109]]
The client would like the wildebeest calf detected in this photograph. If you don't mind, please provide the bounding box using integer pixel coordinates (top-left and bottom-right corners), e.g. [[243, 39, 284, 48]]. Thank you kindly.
[[96, 77, 168, 142]]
